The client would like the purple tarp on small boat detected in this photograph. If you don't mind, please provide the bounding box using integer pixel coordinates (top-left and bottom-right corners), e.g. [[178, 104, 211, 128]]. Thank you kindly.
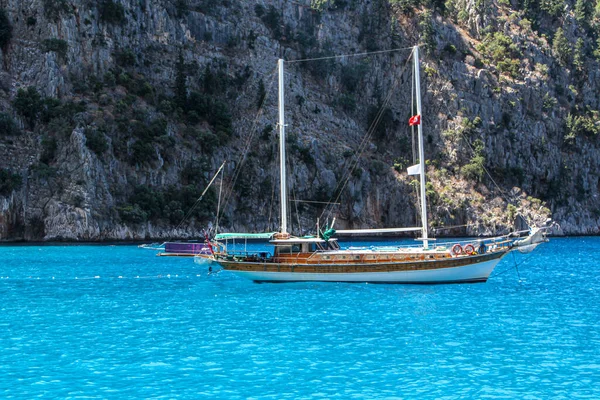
[[164, 242, 211, 255]]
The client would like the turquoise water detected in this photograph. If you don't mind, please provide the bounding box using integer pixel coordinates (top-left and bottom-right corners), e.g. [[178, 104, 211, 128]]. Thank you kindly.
[[1, 238, 599, 399]]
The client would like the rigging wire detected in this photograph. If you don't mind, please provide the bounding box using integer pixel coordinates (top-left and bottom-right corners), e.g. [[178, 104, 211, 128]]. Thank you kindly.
[[457, 130, 517, 205], [325, 62, 408, 218], [454, 127, 540, 231], [213, 47, 416, 234], [215, 66, 278, 232], [489, 250, 536, 279], [292, 185, 303, 234], [285, 46, 416, 64], [268, 174, 276, 231], [215, 170, 224, 234], [317, 52, 416, 224], [285, 45, 539, 236], [512, 250, 522, 281], [172, 160, 226, 235], [431, 223, 471, 233], [290, 200, 340, 205]]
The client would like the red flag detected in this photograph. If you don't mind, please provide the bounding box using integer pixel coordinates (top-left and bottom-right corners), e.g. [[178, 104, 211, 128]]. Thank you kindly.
[[408, 114, 421, 126]]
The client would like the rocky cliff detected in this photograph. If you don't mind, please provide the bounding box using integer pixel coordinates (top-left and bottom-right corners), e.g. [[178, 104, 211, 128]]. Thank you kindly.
[[0, 0, 599, 241]]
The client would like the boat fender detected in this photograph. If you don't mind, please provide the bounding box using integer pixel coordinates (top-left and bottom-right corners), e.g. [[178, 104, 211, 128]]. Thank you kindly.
[[463, 244, 475, 255], [451, 244, 463, 256]]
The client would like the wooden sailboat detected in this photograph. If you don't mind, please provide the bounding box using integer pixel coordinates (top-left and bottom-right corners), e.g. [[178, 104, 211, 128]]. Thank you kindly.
[[209, 46, 546, 283]]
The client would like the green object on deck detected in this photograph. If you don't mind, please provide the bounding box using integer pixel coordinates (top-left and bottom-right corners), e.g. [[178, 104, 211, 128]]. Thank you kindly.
[[321, 228, 336, 241]]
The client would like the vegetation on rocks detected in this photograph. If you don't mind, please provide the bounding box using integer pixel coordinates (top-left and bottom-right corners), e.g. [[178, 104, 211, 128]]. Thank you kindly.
[[0, 8, 12, 49], [1, 0, 600, 240], [43, 0, 71, 21], [0, 169, 22, 196], [100, 0, 126, 25], [0, 113, 20, 136], [42, 38, 68, 59]]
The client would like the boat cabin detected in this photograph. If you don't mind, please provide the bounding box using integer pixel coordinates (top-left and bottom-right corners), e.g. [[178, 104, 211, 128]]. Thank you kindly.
[[213, 232, 339, 261], [271, 236, 340, 255]]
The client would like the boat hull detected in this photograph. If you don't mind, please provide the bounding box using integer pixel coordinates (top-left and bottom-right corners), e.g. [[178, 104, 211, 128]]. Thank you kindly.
[[217, 251, 507, 284], [158, 242, 211, 257]]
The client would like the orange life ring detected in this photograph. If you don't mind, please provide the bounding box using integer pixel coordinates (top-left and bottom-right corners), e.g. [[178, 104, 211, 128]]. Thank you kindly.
[[451, 244, 463, 256], [463, 244, 475, 255]]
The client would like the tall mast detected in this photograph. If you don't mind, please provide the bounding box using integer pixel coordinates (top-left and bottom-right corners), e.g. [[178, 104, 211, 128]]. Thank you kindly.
[[278, 58, 288, 234], [414, 46, 429, 249]]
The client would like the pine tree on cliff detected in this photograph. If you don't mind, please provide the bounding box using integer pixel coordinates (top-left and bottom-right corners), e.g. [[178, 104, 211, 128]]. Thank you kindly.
[[573, 38, 585, 73], [0, 8, 12, 51], [174, 51, 187, 111], [574, 0, 587, 25], [552, 28, 571, 67]]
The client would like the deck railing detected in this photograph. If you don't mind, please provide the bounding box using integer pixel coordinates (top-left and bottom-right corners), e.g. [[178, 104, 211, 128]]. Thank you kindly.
[[216, 235, 519, 264]]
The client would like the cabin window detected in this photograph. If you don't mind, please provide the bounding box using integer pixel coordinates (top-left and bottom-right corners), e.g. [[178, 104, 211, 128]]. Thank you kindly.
[[278, 244, 301, 254]]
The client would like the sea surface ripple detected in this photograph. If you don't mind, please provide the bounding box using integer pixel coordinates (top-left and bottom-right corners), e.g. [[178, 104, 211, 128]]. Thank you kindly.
[[1, 237, 599, 399]]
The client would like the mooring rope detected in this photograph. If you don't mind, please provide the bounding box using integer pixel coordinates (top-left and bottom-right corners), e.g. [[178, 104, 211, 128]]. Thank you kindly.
[[0, 272, 220, 281], [489, 250, 537, 279]]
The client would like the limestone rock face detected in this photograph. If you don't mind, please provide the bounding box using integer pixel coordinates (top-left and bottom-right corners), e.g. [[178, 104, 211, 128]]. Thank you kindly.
[[0, 0, 597, 240]]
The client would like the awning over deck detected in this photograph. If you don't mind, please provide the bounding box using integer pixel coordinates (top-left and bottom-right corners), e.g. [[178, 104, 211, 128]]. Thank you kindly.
[[215, 232, 277, 240]]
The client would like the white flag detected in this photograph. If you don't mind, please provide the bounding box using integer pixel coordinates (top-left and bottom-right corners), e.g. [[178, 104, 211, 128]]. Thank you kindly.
[[407, 164, 421, 175]]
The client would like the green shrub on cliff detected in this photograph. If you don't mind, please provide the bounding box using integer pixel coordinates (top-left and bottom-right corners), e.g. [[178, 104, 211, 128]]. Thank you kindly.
[[461, 139, 486, 182], [341, 63, 367, 93], [100, 0, 126, 25], [130, 140, 156, 166], [175, 0, 188, 18], [118, 184, 216, 225], [540, 0, 565, 19], [84, 127, 109, 156], [0, 169, 22, 196], [43, 0, 71, 21], [389, 0, 422, 12], [115, 48, 135, 67], [13, 87, 42, 129], [564, 112, 600, 144], [0, 8, 13, 49], [258, 5, 281, 38], [186, 92, 232, 142], [552, 28, 571, 67], [9, 98, 84, 160], [40, 136, 58, 164], [461, 155, 485, 182], [476, 32, 521, 78], [42, 38, 68, 58], [118, 204, 148, 224], [419, 10, 435, 54], [0, 113, 21, 136]]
